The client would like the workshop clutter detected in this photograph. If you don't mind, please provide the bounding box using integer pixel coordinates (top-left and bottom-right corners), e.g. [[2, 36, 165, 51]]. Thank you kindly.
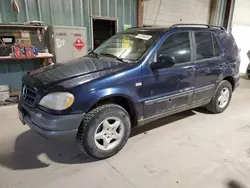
[[0, 25, 50, 58], [0, 38, 38, 57], [11, 44, 38, 58], [0, 39, 12, 56], [0, 24, 53, 100]]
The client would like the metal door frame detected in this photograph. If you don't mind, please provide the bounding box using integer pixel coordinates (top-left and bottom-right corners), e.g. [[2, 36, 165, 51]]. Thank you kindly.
[[90, 16, 119, 50]]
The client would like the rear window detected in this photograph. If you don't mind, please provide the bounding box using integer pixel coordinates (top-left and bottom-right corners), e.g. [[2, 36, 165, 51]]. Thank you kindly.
[[195, 31, 222, 60]]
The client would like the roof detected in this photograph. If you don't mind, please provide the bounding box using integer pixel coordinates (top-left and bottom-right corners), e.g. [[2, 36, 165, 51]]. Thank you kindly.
[[125, 27, 168, 32], [123, 24, 225, 33], [121, 27, 168, 36]]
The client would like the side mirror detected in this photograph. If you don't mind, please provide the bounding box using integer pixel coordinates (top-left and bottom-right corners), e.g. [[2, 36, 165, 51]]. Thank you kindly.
[[150, 54, 176, 70]]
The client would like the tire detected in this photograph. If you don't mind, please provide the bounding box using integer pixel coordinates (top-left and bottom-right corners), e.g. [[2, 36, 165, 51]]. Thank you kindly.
[[77, 104, 131, 159], [248, 75, 250, 80], [206, 80, 232, 114]]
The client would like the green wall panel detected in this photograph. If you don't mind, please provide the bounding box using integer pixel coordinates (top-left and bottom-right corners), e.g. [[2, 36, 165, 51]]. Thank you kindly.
[[0, 60, 41, 92]]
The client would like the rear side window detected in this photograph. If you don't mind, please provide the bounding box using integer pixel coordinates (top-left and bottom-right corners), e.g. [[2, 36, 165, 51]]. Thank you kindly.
[[195, 32, 214, 60], [158, 32, 191, 64], [195, 31, 222, 60], [212, 34, 222, 57]]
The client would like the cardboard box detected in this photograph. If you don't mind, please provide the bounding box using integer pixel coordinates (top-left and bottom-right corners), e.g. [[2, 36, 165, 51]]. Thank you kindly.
[[18, 38, 31, 47]]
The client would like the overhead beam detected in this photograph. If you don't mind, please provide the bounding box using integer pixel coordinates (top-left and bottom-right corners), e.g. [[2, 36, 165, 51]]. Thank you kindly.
[[137, 0, 143, 27]]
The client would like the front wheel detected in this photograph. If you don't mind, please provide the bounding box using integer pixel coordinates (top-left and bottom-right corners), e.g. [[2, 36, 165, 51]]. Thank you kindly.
[[206, 80, 232, 114], [77, 104, 131, 159]]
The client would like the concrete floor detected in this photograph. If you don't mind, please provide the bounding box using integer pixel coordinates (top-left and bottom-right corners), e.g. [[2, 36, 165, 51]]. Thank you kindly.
[[0, 77, 250, 188]]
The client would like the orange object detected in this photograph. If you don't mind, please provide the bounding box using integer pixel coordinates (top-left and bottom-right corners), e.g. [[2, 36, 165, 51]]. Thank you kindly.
[[25, 47, 36, 57], [12, 45, 25, 58]]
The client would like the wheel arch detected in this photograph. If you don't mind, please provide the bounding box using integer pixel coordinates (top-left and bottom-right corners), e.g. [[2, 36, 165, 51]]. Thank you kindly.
[[223, 76, 235, 91], [88, 94, 138, 127]]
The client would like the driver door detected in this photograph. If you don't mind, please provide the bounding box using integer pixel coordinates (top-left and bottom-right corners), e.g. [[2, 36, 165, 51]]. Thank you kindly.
[[141, 31, 195, 119]]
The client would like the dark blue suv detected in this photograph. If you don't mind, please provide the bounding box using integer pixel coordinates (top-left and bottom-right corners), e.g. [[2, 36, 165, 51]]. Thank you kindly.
[[18, 24, 240, 159]]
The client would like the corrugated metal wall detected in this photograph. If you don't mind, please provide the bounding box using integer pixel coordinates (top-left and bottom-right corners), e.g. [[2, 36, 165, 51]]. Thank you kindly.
[[0, 0, 137, 49]]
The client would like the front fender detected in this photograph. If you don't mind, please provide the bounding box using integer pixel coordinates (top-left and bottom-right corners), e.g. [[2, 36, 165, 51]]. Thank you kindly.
[[94, 87, 139, 103], [74, 86, 142, 116]]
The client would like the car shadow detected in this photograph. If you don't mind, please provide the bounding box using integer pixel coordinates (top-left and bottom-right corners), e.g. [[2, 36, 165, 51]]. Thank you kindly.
[[0, 110, 196, 170], [227, 180, 247, 188], [0, 130, 96, 170]]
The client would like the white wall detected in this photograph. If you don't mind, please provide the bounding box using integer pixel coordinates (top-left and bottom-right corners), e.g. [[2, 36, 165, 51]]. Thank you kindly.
[[233, 0, 250, 26], [232, 25, 250, 73], [143, 0, 211, 26], [232, 0, 250, 73]]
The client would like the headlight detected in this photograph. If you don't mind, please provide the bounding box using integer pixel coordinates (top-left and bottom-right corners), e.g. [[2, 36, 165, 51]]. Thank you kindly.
[[39, 92, 74, 110]]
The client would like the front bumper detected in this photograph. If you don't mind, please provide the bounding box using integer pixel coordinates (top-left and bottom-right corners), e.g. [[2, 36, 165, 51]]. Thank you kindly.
[[18, 100, 85, 142]]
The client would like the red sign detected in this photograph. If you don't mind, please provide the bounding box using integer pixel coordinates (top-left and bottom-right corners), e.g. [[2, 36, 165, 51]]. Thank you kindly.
[[73, 38, 85, 51]]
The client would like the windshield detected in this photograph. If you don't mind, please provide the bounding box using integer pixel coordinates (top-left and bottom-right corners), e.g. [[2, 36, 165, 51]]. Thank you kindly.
[[93, 30, 162, 61]]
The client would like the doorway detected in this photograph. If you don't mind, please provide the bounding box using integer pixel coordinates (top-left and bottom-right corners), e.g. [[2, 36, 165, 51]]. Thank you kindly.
[[209, 0, 235, 31], [92, 18, 117, 49]]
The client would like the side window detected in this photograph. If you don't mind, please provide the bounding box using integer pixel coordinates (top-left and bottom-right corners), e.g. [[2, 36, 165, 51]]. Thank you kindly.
[[195, 32, 214, 60], [212, 34, 222, 57], [158, 32, 191, 64]]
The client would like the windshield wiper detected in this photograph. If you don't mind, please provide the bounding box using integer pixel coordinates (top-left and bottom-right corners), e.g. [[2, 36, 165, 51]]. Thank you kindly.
[[89, 51, 99, 58], [100, 53, 128, 64]]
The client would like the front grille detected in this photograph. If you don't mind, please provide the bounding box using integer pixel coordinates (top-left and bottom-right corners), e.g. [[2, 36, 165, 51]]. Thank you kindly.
[[22, 84, 37, 106]]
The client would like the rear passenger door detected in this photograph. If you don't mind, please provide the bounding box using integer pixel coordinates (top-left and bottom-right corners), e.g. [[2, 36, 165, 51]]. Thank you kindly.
[[192, 31, 223, 104]]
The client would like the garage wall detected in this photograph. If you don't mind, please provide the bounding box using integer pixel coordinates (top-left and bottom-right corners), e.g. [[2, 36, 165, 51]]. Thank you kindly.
[[143, 0, 211, 26], [233, 0, 250, 26], [232, 0, 250, 73]]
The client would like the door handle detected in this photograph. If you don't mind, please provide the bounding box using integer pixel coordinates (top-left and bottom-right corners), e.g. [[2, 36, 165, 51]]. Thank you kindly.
[[186, 67, 195, 75], [204, 68, 210, 74], [220, 63, 226, 68]]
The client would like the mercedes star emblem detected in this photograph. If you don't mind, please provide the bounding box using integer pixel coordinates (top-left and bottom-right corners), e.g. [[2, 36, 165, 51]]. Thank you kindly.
[[22, 85, 27, 99]]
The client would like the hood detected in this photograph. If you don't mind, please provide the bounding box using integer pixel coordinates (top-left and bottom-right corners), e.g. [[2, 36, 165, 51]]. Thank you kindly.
[[23, 57, 129, 87]]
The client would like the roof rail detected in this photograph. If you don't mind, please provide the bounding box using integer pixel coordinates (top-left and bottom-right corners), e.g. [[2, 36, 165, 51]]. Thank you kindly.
[[170, 24, 225, 30], [125, 27, 140, 30]]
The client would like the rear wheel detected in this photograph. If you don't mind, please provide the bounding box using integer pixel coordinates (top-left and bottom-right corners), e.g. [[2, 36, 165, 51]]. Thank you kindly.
[[206, 80, 232, 114], [77, 104, 131, 159]]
